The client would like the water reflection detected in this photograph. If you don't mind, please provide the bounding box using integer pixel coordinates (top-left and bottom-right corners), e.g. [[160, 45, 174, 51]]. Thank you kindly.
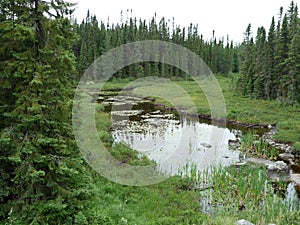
[[102, 93, 241, 174]]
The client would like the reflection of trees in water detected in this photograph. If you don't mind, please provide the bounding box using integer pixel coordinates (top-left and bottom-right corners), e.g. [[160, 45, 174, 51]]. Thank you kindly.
[[101, 93, 178, 146], [112, 115, 179, 150]]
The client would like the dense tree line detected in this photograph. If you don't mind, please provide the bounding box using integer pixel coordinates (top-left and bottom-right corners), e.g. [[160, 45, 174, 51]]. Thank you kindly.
[[73, 11, 239, 78], [237, 1, 300, 104]]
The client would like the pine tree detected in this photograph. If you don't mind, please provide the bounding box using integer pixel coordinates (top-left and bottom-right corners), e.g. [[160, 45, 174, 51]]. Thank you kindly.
[[287, 17, 300, 103], [239, 24, 255, 96], [0, 0, 93, 223], [232, 46, 240, 73], [265, 17, 276, 99], [253, 26, 267, 98], [276, 14, 290, 100]]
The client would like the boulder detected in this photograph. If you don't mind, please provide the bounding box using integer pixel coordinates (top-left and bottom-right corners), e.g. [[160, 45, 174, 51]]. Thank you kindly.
[[235, 219, 254, 225], [247, 158, 274, 167], [289, 174, 300, 187], [278, 153, 294, 161], [268, 161, 288, 172], [201, 143, 212, 148]]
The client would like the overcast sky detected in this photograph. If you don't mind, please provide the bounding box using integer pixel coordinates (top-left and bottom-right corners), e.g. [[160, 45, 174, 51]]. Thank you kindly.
[[70, 0, 299, 43]]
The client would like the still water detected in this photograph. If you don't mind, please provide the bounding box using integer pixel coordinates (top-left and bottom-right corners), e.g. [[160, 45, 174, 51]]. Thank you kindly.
[[100, 92, 242, 175]]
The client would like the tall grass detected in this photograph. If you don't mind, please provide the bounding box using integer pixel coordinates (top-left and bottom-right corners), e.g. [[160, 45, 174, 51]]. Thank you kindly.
[[241, 132, 279, 160], [180, 163, 299, 224]]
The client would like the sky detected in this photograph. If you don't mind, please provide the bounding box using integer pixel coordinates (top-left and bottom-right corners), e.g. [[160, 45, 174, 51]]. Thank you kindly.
[[69, 0, 299, 43]]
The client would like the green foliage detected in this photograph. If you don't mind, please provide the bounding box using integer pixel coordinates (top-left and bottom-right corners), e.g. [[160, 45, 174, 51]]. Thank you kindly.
[[293, 142, 300, 155], [237, 1, 300, 104], [204, 164, 300, 224], [0, 0, 96, 223], [74, 11, 238, 78], [275, 119, 300, 143], [241, 132, 279, 160]]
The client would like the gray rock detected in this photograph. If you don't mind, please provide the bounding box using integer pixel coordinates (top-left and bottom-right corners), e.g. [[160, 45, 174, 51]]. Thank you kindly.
[[86, 81, 95, 85], [268, 161, 288, 172], [235, 219, 254, 225], [278, 153, 294, 161], [267, 170, 287, 182], [234, 162, 247, 168], [228, 139, 241, 149], [201, 143, 212, 148], [247, 157, 274, 167], [289, 174, 300, 187]]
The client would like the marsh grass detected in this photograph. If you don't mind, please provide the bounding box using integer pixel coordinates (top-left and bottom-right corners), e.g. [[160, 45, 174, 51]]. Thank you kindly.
[[240, 132, 279, 160], [181, 163, 300, 225]]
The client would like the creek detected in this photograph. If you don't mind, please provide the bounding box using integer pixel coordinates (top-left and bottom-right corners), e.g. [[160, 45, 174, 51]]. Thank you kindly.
[[97, 90, 266, 173], [95, 89, 300, 202]]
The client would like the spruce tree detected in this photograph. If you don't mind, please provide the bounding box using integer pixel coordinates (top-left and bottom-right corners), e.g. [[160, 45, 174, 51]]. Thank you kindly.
[[276, 14, 290, 100], [239, 24, 255, 96], [0, 0, 93, 223], [253, 26, 267, 98], [287, 17, 300, 103], [266, 17, 276, 99]]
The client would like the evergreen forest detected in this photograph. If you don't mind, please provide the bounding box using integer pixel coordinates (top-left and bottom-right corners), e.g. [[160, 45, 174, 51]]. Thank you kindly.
[[0, 0, 300, 224]]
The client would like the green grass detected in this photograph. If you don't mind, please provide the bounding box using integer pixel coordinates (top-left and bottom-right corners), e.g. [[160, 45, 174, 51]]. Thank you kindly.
[[204, 164, 300, 224], [240, 132, 280, 160], [293, 142, 300, 156]]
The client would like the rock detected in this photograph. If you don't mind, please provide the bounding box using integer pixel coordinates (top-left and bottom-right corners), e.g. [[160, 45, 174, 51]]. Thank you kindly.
[[247, 158, 274, 167], [289, 174, 300, 187], [229, 138, 240, 143], [201, 143, 212, 148], [235, 219, 254, 225], [268, 161, 288, 172], [234, 162, 247, 168], [262, 128, 293, 154], [278, 153, 294, 161], [267, 170, 287, 182], [247, 159, 289, 182], [285, 146, 293, 154], [228, 139, 241, 148], [97, 96, 105, 101], [86, 81, 95, 85], [247, 158, 289, 180]]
